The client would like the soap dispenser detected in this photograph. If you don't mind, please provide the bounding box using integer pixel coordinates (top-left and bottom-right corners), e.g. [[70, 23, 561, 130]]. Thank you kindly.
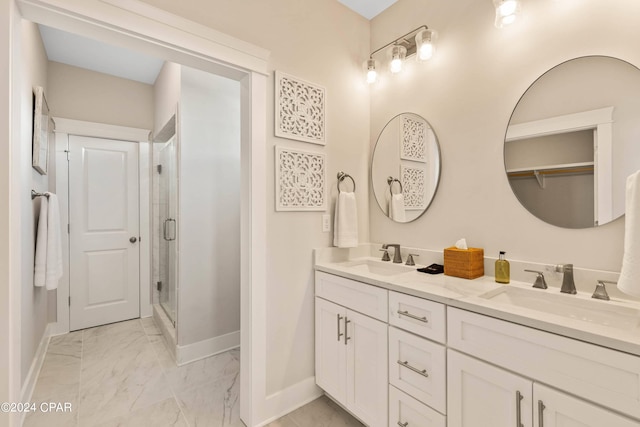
[[495, 251, 510, 284]]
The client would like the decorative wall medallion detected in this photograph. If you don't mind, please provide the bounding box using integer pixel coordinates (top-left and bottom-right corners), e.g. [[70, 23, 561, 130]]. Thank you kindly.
[[275, 146, 326, 211], [275, 71, 326, 145], [401, 164, 426, 210], [400, 114, 427, 162]]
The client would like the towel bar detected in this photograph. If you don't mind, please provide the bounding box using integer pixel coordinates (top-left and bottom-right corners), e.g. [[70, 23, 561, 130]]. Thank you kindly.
[[31, 190, 49, 200], [337, 171, 356, 193]]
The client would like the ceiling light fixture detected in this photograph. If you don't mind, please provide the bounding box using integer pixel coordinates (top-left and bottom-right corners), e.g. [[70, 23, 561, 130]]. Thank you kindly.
[[363, 24, 435, 84], [493, 0, 521, 28]]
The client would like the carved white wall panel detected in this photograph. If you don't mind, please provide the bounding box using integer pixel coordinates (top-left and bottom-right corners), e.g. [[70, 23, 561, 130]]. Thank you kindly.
[[401, 164, 427, 210], [275, 146, 326, 211], [400, 114, 427, 162], [275, 71, 326, 145]]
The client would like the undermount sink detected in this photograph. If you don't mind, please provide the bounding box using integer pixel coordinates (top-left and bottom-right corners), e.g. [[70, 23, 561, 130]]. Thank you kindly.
[[479, 286, 640, 331], [339, 259, 415, 276]]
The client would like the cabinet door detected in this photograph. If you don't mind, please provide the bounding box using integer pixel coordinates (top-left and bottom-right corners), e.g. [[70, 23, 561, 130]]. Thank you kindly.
[[448, 350, 533, 427], [534, 383, 639, 427], [315, 297, 347, 403], [346, 309, 388, 427]]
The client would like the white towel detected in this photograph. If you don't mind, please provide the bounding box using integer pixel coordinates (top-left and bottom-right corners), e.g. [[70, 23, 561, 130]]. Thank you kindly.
[[618, 171, 640, 297], [333, 191, 358, 248], [34, 192, 63, 290], [389, 193, 406, 222]]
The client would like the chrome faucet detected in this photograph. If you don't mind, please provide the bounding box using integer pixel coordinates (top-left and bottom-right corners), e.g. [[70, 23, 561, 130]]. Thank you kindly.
[[382, 243, 402, 264], [558, 264, 577, 294], [592, 279, 615, 301]]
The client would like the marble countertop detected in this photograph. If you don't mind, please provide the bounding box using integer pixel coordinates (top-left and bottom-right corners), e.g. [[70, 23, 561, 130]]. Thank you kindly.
[[315, 257, 640, 357]]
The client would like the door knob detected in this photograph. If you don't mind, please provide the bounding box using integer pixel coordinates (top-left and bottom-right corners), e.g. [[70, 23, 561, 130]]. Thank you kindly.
[[129, 237, 137, 243]]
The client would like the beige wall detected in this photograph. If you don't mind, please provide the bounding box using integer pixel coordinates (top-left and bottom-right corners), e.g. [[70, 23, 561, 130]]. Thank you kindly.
[[153, 61, 180, 136], [141, 0, 371, 394], [47, 61, 154, 130], [369, 0, 639, 272], [20, 20, 50, 387]]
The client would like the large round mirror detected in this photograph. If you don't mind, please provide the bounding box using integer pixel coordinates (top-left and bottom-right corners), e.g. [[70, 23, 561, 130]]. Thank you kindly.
[[504, 56, 640, 228], [372, 113, 441, 223]]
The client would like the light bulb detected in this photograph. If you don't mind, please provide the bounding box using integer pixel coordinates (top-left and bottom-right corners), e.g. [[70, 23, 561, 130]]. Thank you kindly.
[[494, 0, 521, 28], [415, 29, 437, 62], [364, 58, 378, 84], [390, 58, 403, 74], [367, 69, 377, 84], [389, 45, 406, 74]]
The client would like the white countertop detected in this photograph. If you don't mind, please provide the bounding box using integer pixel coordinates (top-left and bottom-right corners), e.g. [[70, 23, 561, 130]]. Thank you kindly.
[[315, 257, 640, 357]]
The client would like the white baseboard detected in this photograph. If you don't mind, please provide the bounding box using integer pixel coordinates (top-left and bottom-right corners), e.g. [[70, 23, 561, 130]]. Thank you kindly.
[[256, 376, 323, 427], [176, 330, 240, 366], [20, 323, 53, 423], [47, 321, 69, 337]]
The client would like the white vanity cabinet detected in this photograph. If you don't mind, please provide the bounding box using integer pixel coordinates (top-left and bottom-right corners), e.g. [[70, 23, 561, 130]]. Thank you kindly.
[[448, 350, 639, 427], [315, 267, 640, 427], [315, 272, 388, 427], [388, 291, 447, 427], [533, 383, 640, 427], [448, 349, 533, 427], [447, 307, 640, 426]]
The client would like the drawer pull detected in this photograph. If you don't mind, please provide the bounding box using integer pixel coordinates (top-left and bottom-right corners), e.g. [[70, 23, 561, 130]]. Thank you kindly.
[[397, 360, 429, 378], [397, 310, 428, 323], [538, 400, 545, 427], [516, 391, 524, 427], [337, 314, 344, 341], [397, 422, 408, 427]]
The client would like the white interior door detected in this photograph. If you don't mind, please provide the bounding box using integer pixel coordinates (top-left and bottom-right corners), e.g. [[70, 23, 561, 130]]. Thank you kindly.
[[69, 135, 140, 331]]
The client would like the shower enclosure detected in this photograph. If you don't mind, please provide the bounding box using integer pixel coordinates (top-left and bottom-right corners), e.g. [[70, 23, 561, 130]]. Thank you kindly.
[[153, 119, 178, 327]]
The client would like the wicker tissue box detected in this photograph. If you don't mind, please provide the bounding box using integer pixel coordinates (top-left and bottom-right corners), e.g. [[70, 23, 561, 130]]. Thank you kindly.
[[443, 247, 484, 279]]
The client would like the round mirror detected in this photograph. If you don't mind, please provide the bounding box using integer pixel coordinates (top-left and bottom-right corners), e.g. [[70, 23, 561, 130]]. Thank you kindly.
[[371, 113, 441, 223], [504, 56, 640, 228]]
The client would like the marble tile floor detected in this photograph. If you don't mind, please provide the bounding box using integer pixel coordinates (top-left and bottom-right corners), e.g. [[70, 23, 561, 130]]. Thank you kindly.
[[24, 318, 363, 427]]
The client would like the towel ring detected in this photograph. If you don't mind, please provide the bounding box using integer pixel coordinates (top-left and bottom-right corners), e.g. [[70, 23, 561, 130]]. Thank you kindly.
[[387, 177, 403, 195], [337, 171, 356, 193]]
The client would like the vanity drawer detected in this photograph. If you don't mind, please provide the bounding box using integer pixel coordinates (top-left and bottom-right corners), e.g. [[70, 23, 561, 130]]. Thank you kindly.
[[389, 326, 446, 413], [389, 385, 446, 427], [448, 307, 640, 420], [389, 291, 446, 343], [315, 271, 388, 322]]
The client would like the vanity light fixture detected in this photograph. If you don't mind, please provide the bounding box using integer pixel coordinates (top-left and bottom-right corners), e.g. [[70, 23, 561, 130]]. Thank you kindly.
[[389, 45, 407, 74], [493, 0, 521, 28], [363, 24, 435, 84], [365, 58, 378, 84], [415, 28, 437, 62]]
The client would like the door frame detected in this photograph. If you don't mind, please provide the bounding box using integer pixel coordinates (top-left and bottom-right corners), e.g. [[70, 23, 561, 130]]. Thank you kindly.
[[16, 1, 270, 426], [51, 118, 151, 336]]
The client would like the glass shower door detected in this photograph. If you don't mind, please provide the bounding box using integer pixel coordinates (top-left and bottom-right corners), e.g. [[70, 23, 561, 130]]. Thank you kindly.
[[156, 137, 178, 325]]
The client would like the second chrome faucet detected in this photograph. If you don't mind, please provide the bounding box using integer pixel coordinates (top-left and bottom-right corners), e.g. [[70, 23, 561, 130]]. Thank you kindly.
[[557, 264, 577, 294], [381, 243, 402, 264]]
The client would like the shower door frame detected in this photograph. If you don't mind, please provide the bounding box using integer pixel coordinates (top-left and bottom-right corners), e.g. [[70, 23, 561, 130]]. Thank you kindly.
[[155, 133, 178, 326], [17, 1, 271, 426]]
